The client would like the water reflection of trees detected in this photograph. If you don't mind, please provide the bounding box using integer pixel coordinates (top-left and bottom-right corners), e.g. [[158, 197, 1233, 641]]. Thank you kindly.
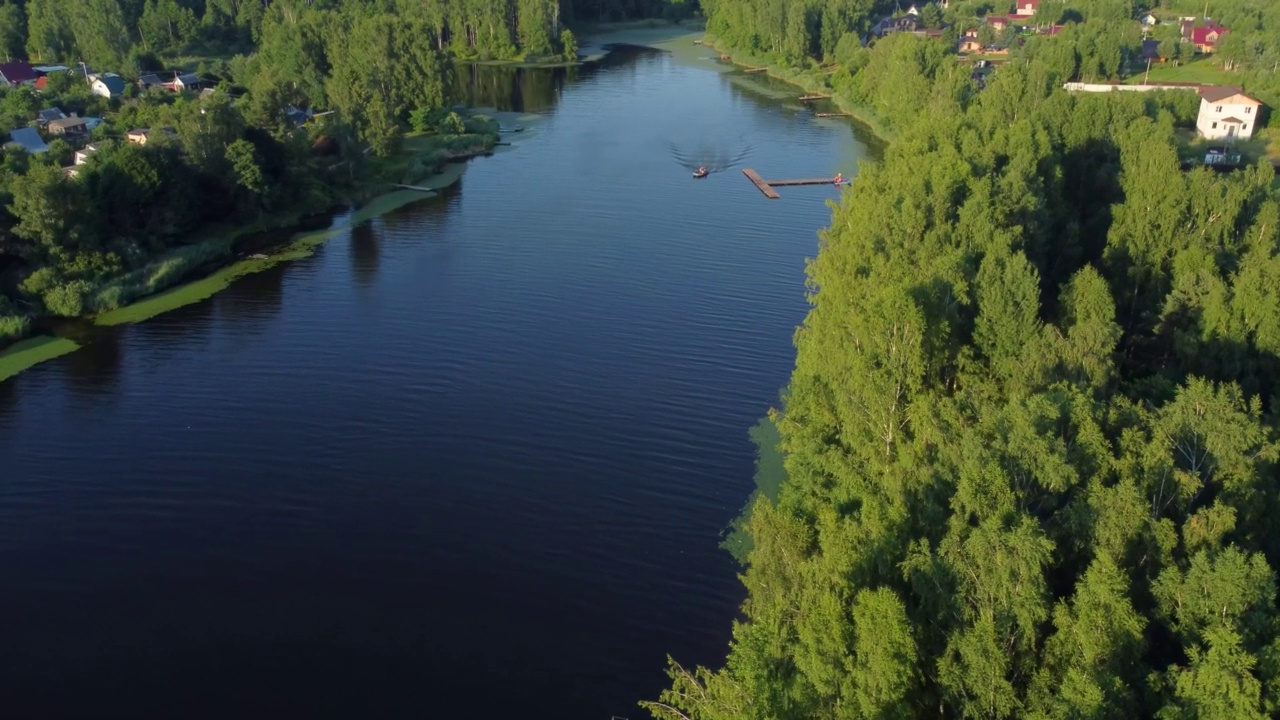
[[453, 64, 579, 113]]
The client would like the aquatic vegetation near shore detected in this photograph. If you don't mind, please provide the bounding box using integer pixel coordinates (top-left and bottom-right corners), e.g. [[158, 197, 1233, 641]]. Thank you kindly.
[[0, 336, 81, 382]]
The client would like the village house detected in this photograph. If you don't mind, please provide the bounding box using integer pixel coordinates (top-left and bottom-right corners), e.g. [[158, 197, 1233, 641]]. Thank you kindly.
[[74, 142, 104, 166], [960, 37, 984, 53], [138, 74, 165, 91], [4, 127, 48, 154], [1196, 86, 1262, 140], [46, 116, 89, 139], [1013, 0, 1039, 17], [1139, 12, 1159, 28], [1140, 38, 1165, 61], [0, 61, 36, 87], [126, 127, 176, 145], [1182, 21, 1228, 53], [36, 107, 66, 127], [985, 15, 1011, 31], [90, 73, 126, 98], [875, 14, 923, 37], [164, 73, 202, 92]]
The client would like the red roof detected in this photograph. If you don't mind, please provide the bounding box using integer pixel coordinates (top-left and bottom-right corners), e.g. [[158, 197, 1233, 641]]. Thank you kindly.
[[0, 61, 36, 85], [33, 76, 47, 90], [986, 14, 1009, 24], [1043, 24, 1064, 35], [1017, 0, 1041, 8], [1191, 25, 1228, 45]]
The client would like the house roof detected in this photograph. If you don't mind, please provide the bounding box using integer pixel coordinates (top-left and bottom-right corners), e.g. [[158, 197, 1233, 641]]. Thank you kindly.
[[0, 61, 36, 85], [34, 77, 48, 90], [1042, 24, 1064, 35], [175, 73, 200, 85], [1141, 39, 1162, 59], [37, 108, 65, 122], [32, 65, 69, 74], [47, 116, 88, 131], [1017, 0, 1041, 7], [1191, 25, 1227, 44], [127, 127, 150, 135], [96, 75, 126, 94], [1199, 85, 1258, 104], [139, 74, 163, 86], [5, 127, 48, 153], [986, 14, 1009, 24]]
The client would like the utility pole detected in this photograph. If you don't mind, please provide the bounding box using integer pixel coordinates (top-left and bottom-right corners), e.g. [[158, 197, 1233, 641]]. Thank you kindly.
[[1145, 57, 1152, 85]]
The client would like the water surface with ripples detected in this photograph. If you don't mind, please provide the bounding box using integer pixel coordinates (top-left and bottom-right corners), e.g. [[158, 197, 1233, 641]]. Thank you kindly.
[[0, 43, 876, 718]]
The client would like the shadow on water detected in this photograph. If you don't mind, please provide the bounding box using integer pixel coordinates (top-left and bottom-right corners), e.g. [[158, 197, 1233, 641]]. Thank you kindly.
[[60, 326, 123, 400], [130, 292, 218, 347], [212, 261, 289, 333], [0, 376, 17, 425], [350, 221, 381, 288]]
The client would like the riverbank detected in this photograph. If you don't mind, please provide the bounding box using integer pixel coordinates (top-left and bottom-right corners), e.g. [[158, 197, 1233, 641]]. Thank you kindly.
[[703, 35, 895, 143], [0, 126, 505, 381]]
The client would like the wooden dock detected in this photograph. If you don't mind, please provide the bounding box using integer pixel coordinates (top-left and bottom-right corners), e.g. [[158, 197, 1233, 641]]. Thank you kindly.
[[744, 66, 768, 73], [743, 169, 839, 199], [769, 178, 838, 186], [743, 168, 780, 199]]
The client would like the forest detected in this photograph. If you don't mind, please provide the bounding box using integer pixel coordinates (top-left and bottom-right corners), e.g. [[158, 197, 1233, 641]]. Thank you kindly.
[[645, 1, 1280, 719], [0, 0, 696, 340]]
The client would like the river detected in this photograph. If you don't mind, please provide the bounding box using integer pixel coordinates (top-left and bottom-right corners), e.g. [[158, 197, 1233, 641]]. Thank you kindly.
[[0, 36, 875, 718]]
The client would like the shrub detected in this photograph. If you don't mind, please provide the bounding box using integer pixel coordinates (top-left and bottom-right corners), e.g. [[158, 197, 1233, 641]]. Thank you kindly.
[[0, 296, 29, 340], [42, 280, 94, 317]]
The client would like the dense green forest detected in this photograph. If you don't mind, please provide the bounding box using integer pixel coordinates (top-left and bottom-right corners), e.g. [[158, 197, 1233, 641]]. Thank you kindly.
[[647, 1, 1280, 719], [0, 0, 697, 341]]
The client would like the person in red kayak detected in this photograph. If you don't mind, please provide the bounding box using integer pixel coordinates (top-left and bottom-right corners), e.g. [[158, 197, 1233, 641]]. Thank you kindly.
[[834, 172, 844, 184]]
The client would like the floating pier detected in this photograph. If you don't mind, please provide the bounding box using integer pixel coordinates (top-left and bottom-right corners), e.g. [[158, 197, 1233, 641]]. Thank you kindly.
[[743, 169, 839, 199], [743, 168, 780, 199]]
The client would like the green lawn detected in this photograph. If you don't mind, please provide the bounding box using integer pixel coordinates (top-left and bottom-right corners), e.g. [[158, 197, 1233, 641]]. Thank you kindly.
[[1126, 57, 1241, 86]]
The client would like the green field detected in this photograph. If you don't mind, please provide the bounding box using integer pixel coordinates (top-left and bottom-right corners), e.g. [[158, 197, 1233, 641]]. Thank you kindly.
[[1127, 57, 1241, 86]]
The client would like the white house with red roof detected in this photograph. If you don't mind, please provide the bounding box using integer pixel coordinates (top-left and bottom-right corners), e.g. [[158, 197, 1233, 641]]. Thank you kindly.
[[1014, 0, 1040, 16], [1197, 86, 1262, 140]]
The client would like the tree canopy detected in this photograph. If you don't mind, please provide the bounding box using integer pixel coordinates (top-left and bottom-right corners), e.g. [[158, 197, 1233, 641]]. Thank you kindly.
[[649, 2, 1280, 719]]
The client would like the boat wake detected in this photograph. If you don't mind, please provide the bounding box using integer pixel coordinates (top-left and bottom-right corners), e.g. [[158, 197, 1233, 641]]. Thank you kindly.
[[666, 138, 754, 175]]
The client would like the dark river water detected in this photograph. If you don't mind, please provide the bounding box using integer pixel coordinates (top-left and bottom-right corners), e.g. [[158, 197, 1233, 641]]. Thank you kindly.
[[0, 42, 874, 718]]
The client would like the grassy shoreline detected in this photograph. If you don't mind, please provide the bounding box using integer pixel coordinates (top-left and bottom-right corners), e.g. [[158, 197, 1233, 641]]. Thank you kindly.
[[703, 35, 894, 142], [0, 129, 500, 378]]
